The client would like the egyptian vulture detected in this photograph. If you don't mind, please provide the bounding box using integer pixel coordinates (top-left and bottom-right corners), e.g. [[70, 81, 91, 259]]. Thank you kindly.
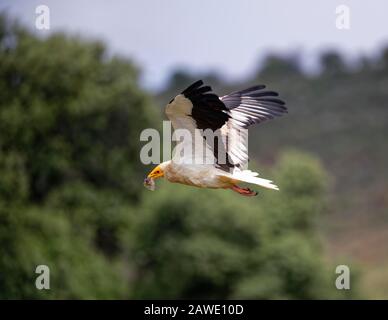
[[144, 80, 287, 196]]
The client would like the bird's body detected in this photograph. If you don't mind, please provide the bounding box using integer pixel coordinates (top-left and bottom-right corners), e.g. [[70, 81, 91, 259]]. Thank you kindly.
[[157, 160, 279, 191], [164, 162, 223, 188], [145, 80, 287, 196]]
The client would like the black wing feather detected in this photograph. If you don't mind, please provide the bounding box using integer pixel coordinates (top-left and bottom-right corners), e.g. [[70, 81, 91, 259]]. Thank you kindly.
[[181, 80, 230, 131], [180, 80, 234, 170], [176, 81, 287, 171], [221, 85, 287, 128]]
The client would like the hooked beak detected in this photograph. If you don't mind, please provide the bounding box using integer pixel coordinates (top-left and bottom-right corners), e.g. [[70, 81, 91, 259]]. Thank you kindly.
[[147, 165, 164, 179]]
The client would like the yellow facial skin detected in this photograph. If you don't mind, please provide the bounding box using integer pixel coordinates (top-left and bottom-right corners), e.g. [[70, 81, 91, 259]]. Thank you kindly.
[[147, 165, 164, 179]]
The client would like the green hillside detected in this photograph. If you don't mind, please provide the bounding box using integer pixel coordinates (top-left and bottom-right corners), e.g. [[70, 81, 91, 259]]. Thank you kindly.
[[156, 51, 388, 298], [1, 13, 386, 298]]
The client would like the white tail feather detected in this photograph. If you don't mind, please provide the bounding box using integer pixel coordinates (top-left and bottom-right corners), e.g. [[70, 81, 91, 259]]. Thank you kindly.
[[231, 170, 279, 191]]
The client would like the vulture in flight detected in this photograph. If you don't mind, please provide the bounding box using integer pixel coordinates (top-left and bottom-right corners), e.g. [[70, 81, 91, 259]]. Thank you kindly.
[[144, 80, 287, 196]]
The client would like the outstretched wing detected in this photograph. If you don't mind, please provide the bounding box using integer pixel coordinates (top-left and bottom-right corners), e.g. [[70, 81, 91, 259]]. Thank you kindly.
[[165, 80, 287, 170], [165, 80, 232, 167], [220, 85, 287, 170], [166, 80, 229, 131]]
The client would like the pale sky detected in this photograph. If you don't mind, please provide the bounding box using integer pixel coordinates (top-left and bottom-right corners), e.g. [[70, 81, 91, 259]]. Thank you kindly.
[[1, 0, 388, 89]]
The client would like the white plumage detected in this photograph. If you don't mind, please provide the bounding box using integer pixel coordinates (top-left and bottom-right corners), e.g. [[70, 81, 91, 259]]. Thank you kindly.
[[145, 80, 287, 196]]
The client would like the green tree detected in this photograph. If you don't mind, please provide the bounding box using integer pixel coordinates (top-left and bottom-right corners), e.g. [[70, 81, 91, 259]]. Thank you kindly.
[[320, 51, 347, 76], [0, 14, 367, 299], [129, 151, 349, 299], [257, 54, 302, 80], [0, 15, 158, 203], [0, 15, 157, 298]]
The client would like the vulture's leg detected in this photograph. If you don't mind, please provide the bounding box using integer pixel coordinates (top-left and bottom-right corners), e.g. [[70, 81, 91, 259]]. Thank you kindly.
[[231, 185, 258, 196]]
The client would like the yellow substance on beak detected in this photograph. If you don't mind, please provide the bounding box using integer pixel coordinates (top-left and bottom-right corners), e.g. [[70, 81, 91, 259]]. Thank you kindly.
[[144, 165, 164, 191], [147, 165, 164, 179]]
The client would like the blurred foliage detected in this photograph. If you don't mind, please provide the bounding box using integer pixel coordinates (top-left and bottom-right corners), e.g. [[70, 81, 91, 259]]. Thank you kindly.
[[157, 42, 388, 301], [0, 14, 371, 299], [129, 152, 352, 299], [0, 14, 155, 298], [0, 15, 158, 204]]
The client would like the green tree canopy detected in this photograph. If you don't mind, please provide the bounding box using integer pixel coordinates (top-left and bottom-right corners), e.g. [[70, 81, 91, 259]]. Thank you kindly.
[[129, 152, 348, 299], [0, 15, 157, 298], [0, 15, 360, 299]]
